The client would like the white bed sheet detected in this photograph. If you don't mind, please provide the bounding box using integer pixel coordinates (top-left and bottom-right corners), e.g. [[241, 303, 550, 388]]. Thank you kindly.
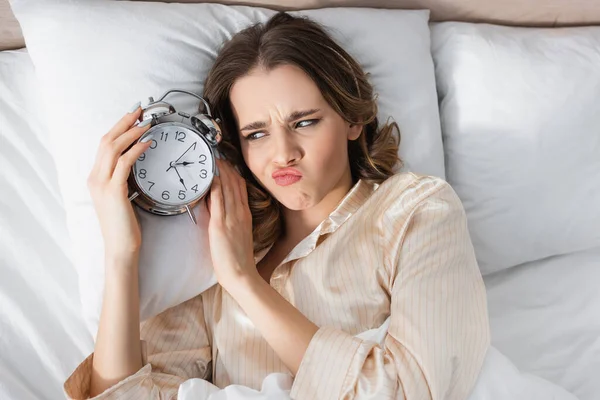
[[484, 246, 600, 400], [0, 49, 92, 399], [0, 48, 591, 400]]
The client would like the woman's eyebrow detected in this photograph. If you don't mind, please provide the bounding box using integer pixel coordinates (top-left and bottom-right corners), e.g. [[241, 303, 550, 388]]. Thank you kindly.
[[239, 108, 320, 132]]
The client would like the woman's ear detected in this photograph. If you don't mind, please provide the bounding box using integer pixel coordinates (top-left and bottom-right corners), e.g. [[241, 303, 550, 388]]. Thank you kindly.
[[348, 123, 363, 141]]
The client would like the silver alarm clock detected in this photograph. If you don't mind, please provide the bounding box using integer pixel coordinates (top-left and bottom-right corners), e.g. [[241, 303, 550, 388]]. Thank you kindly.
[[127, 89, 222, 224]]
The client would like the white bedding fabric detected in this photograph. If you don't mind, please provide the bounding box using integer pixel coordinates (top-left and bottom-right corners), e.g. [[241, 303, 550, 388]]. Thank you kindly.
[[0, 49, 91, 399], [484, 246, 600, 400], [430, 21, 600, 399], [431, 22, 600, 276], [177, 316, 577, 400], [1, 48, 587, 400], [9, 0, 445, 336]]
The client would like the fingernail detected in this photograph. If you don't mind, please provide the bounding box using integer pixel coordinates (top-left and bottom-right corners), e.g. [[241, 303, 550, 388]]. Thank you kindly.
[[128, 101, 141, 113], [141, 133, 154, 143], [138, 119, 152, 128], [215, 166, 220, 177]]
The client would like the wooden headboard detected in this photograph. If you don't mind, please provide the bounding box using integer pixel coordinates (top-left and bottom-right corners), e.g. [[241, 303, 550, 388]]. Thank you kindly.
[[3, 0, 600, 51]]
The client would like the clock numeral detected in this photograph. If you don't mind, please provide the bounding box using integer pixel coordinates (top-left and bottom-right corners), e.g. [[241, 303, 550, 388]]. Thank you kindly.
[[138, 169, 147, 179], [198, 154, 207, 165], [160, 131, 169, 141], [176, 131, 186, 142], [148, 181, 155, 191], [162, 190, 170, 200], [150, 139, 157, 149], [200, 169, 207, 179], [138, 153, 146, 162], [191, 184, 198, 193], [178, 190, 186, 200]]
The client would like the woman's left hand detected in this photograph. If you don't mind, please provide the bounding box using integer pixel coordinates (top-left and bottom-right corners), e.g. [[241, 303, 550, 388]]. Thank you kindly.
[[206, 158, 258, 290]]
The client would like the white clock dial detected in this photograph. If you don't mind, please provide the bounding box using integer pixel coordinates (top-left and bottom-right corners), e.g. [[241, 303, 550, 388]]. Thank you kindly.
[[133, 123, 214, 206]]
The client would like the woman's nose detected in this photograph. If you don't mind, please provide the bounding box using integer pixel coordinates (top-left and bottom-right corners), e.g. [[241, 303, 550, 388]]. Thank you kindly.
[[271, 130, 302, 166]]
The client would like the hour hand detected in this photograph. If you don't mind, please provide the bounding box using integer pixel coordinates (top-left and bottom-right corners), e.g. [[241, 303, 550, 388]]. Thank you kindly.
[[166, 161, 194, 172]]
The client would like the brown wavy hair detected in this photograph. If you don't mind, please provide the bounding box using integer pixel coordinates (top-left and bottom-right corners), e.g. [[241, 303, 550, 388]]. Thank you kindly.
[[202, 11, 402, 254]]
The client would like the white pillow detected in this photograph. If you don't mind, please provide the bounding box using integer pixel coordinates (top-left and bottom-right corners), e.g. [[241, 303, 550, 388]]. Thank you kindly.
[[11, 0, 443, 336], [431, 22, 600, 275]]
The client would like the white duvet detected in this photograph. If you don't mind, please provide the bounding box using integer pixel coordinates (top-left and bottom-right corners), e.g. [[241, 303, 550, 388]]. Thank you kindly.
[[178, 316, 577, 400]]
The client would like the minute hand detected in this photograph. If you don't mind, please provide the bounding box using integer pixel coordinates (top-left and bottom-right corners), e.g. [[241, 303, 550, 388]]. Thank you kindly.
[[173, 166, 187, 191], [167, 142, 196, 172]]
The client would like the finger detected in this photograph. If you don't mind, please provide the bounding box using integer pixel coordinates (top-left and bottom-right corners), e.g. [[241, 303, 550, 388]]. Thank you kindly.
[[88, 145, 104, 186], [222, 160, 245, 216], [209, 175, 224, 221], [205, 194, 212, 216], [227, 163, 248, 208], [89, 133, 114, 184], [228, 164, 246, 210], [113, 139, 153, 184], [217, 159, 236, 216], [99, 122, 152, 181], [93, 106, 142, 181], [106, 106, 143, 141], [239, 177, 249, 209], [219, 160, 240, 203], [113, 121, 152, 155]]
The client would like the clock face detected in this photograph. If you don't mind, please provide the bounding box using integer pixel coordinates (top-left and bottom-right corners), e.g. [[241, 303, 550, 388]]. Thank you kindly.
[[133, 123, 214, 206]]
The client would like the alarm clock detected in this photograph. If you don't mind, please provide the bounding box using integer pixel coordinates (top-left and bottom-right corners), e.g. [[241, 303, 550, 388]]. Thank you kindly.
[[126, 89, 222, 225]]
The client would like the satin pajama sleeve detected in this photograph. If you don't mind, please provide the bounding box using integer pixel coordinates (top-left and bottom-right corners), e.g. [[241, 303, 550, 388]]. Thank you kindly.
[[63, 294, 212, 399], [290, 181, 491, 400]]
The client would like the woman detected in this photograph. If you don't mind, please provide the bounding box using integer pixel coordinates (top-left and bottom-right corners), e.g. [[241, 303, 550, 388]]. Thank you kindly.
[[65, 12, 490, 400]]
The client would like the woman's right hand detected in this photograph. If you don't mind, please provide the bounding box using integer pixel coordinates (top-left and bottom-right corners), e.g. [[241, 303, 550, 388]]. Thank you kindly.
[[87, 104, 154, 261]]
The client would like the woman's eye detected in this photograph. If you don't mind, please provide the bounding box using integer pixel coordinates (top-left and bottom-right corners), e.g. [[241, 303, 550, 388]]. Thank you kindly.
[[245, 119, 320, 140], [247, 132, 266, 141], [295, 119, 320, 129]]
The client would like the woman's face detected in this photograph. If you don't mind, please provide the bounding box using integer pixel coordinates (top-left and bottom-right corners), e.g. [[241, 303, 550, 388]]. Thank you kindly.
[[230, 64, 362, 210]]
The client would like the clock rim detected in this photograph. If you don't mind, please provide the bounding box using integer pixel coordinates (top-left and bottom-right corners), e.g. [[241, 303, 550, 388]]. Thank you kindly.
[[127, 121, 217, 217]]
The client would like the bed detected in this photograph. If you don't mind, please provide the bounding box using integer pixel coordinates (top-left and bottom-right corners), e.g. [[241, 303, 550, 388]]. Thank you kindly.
[[0, 48, 92, 399], [1, 1, 599, 399]]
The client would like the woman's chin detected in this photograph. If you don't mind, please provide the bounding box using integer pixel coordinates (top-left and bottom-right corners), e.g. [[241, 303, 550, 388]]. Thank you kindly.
[[273, 189, 315, 211]]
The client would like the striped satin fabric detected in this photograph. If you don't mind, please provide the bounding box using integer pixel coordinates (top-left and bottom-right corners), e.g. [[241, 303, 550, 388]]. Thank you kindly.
[[64, 172, 491, 399]]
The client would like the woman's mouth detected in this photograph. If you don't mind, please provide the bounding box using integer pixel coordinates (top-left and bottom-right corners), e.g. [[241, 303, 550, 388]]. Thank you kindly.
[[272, 167, 302, 186], [274, 175, 302, 186]]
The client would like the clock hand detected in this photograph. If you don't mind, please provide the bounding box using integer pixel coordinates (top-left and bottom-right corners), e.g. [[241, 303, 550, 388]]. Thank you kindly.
[[166, 160, 195, 172], [167, 142, 197, 172], [173, 165, 187, 191]]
